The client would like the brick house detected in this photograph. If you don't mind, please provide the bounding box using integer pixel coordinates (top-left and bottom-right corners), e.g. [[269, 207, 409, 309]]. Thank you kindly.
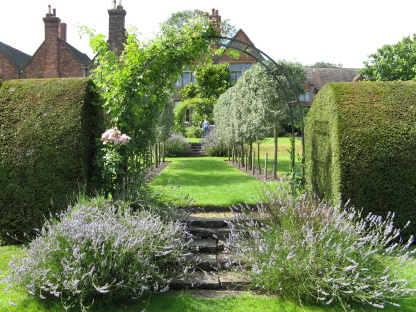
[[0, 42, 31, 80], [173, 9, 259, 124], [0, 2, 127, 81], [302, 67, 362, 107]]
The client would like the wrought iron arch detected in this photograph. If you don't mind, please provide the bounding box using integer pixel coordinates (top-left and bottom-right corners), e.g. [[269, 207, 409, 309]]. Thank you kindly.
[[209, 35, 305, 184]]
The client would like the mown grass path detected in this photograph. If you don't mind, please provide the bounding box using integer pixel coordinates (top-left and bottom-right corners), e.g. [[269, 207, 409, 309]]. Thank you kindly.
[[149, 157, 282, 208]]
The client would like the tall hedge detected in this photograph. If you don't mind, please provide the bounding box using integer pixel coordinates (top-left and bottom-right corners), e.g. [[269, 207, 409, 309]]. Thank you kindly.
[[0, 78, 103, 243], [305, 81, 416, 233]]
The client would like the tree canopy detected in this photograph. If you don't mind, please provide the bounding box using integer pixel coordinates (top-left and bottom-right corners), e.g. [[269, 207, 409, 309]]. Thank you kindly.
[[163, 9, 236, 39], [215, 61, 305, 145], [359, 34, 416, 81], [309, 61, 343, 68]]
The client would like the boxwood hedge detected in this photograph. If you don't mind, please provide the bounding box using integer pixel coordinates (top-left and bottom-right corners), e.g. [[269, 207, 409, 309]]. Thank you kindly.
[[305, 81, 416, 234], [0, 78, 103, 243]]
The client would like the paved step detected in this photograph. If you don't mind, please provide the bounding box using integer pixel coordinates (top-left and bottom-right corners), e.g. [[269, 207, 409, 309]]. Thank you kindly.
[[188, 143, 204, 157], [170, 270, 250, 290], [171, 216, 250, 291]]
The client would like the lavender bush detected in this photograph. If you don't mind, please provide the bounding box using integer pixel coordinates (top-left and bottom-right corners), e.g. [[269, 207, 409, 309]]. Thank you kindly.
[[201, 129, 228, 156], [4, 197, 192, 310], [164, 133, 190, 157], [227, 188, 416, 310]]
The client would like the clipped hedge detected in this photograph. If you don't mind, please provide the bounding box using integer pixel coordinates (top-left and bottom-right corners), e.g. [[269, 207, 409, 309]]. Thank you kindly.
[[0, 78, 103, 243], [305, 81, 416, 233]]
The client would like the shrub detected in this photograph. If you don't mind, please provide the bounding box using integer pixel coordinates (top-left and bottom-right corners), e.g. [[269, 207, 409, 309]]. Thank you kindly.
[[4, 197, 192, 310], [0, 78, 104, 243], [305, 81, 416, 235], [185, 125, 202, 138], [227, 189, 416, 310], [164, 133, 190, 157], [201, 129, 228, 156]]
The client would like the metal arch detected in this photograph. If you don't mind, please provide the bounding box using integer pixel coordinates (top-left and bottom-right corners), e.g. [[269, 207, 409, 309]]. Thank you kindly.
[[209, 35, 305, 183]]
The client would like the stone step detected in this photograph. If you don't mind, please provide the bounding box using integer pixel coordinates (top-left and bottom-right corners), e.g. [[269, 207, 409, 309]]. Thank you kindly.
[[188, 217, 227, 229], [189, 238, 224, 253], [170, 270, 250, 290], [185, 252, 242, 271]]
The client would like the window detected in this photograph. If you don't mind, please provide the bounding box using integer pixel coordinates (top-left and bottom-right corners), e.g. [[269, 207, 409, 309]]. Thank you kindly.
[[185, 108, 191, 123], [175, 68, 196, 88], [299, 91, 311, 102], [229, 63, 253, 83]]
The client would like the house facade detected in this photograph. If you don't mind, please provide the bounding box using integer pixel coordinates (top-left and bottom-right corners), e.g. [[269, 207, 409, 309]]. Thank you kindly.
[[172, 9, 260, 124], [0, 2, 127, 81]]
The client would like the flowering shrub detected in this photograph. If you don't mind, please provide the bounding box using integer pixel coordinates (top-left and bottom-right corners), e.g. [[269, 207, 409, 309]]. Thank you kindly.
[[99, 128, 132, 195], [4, 198, 192, 310], [227, 189, 416, 310], [164, 133, 190, 157], [101, 128, 131, 145], [201, 129, 228, 156]]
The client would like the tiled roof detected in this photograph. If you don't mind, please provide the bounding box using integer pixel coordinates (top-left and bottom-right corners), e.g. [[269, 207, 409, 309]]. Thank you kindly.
[[60, 39, 91, 64], [0, 41, 31, 69], [305, 67, 361, 91]]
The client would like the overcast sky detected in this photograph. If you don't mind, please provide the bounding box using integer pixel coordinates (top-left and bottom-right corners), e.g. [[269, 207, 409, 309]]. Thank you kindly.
[[1, 0, 415, 69]]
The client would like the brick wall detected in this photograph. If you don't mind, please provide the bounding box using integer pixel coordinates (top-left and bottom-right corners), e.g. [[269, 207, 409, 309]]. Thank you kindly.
[[0, 53, 19, 80]]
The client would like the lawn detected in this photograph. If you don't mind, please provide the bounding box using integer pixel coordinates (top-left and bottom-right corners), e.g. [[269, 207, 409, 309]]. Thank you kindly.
[[149, 157, 282, 208]]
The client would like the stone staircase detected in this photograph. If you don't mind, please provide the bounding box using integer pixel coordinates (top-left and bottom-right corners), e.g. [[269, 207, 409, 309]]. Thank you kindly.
[[188, 143, 204, 157], [170, 216, 250, 290]]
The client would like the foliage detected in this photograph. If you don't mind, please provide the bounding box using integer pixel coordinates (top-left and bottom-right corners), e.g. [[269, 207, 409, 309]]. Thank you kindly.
[[201, 129, 228, 156], [4, 197, 192, 310], [227, 189, 416, 311], [0, 78, 102, 244], [174, 98, 213, 132], [164, 133, 191, 157], [215, 61, 305, 146], [82, 13, 218, 195], [309, 61, 343, 68], [163, 9, 236, 39], [185, 125, 202, 138], [180, 63, 232, 101], [156, 97, 175, 143], [359, 34, 416, 81], [305, 81, 416, 235]]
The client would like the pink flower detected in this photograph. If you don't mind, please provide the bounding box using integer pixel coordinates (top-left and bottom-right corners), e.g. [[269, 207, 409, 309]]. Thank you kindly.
[[101, 128, 130, 144]]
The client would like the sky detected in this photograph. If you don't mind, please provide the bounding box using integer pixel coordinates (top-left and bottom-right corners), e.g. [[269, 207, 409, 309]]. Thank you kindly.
[[1, 0, 415, 69]]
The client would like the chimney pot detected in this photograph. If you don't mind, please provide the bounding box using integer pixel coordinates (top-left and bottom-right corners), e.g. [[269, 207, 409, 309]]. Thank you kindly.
[[53, 8, 56, 16], [216, 10, 219, 15], [212, 8, 215, 15], [60, 23, 67, 41]]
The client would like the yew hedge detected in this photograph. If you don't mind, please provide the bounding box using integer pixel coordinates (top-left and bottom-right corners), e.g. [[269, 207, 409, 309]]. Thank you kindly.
[[0, 78, 103, 243], [305, 81, 416, 234]]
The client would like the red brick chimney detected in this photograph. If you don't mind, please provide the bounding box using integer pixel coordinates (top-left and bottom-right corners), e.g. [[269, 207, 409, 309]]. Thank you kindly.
[[108, 1, 127, 56], [43, 5, 60, 77], [59, 23, 67, 41], [209, 8, 222, 34]]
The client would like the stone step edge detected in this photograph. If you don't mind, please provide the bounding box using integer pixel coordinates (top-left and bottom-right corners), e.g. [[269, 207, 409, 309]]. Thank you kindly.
[[170, 271, 251, 291]]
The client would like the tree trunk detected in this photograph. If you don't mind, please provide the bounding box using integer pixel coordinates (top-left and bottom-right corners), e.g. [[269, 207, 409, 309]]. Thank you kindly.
[[257, 140, 261, 175], [240, 143, 245, 167], [273, 127, 278, 179], [248, 143, 253, 171]]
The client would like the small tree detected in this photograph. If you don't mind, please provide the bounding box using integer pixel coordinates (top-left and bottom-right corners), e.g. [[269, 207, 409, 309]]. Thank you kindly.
[[360, 34, 416, 81], [176, 63, 232, 133]]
